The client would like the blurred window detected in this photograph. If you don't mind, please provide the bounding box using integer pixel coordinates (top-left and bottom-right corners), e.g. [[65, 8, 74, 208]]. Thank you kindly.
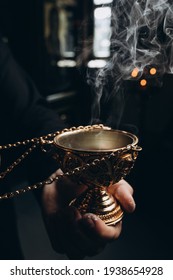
[[93, 2, 112, 58]]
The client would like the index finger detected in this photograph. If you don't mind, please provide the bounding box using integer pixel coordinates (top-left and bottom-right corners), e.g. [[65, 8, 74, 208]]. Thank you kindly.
[[108, 180, 136, 213]]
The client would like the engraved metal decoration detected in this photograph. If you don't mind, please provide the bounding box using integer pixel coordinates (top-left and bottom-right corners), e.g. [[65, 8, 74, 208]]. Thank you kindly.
[[53, 125, 142, 225]]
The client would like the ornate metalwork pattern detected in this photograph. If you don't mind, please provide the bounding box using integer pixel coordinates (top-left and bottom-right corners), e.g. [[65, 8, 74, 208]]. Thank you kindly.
[[53, 126, 141, 225]]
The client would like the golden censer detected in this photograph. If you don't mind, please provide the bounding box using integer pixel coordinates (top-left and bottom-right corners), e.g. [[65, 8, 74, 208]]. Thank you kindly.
[[0, 124, 141, 225], [53, 124, 141, 225]]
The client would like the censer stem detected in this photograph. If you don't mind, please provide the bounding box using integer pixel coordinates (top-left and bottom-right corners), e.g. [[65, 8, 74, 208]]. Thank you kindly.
[[70, 187, 123, 226]]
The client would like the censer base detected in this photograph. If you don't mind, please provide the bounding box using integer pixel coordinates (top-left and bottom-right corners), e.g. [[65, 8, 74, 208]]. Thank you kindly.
[[69, 187, 123, 226]]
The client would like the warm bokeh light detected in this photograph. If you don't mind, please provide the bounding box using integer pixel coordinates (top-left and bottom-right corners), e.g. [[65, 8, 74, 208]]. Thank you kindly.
[[131, 68, 139, 78], [150, 67, 157, 75], [140, 79, 147, 87]]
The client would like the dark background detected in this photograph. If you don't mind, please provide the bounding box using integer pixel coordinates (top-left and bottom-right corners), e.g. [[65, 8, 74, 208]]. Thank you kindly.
[[0, 0, 173, 260]]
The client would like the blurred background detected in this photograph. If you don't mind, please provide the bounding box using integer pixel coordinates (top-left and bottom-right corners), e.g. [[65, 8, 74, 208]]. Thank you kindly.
[[0, 0, 173, 260]]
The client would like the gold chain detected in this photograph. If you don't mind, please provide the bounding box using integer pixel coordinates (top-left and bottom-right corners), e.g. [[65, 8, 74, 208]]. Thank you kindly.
[[0, 144, 37, 179], [0, 132, 58, 150], [0, 151, 119, 201], [0, 124, 107, 200], [0, 124, 105, 180], [0, 124, 105, 150]]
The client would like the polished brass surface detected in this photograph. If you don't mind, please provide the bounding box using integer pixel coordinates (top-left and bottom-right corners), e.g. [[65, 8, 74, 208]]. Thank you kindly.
[[54, 125, 141, 225], [69, 187, 123, 226]]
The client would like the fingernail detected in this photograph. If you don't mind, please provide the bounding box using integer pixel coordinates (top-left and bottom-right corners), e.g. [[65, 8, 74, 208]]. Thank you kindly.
[[81, 213, 98, 228]]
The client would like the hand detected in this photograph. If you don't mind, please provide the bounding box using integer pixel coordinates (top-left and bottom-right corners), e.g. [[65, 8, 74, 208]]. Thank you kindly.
[[42, 169, 135, 259]]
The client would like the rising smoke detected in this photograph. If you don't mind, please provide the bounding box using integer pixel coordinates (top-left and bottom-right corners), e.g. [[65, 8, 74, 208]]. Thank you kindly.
[[88, 0, 173, 126], [111, 0, 173, 78]]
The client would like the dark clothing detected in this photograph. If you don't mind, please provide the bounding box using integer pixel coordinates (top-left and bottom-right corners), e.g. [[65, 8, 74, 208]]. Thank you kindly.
[[0, 36, 65, 259], [0, 36, 65, 182], [0, 37, 64, 143]]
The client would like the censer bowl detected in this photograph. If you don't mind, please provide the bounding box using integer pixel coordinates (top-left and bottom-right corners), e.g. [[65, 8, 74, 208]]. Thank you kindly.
[[53, 126, 141, 225]]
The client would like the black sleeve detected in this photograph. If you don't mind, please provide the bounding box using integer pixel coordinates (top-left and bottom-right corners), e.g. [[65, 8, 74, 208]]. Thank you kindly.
[[0, 38, 65, 142], [0, 37, 66, 185]]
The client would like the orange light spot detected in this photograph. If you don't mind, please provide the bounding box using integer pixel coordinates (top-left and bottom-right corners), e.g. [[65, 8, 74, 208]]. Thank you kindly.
[[131, 68, 139, 78], [140, 79, 147, 87], [150, 67, 157, 75]]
